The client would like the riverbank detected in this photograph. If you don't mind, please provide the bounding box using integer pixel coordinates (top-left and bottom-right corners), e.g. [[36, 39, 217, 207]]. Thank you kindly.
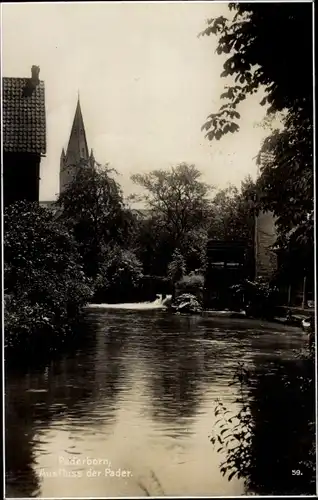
[[87, 301, 310, 330]]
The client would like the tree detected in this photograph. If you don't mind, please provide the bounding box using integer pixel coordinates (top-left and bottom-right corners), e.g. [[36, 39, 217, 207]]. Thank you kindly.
[[208, 176, 256, 243], [133, 215, 176, 277], [94, 246, 144, 303], [57, 161, 136, 278], [200, 3, 312, 141], [4, 201, 93, 350], [131, 163, 213, 271], [181, 227, 209, 273], [200, 3, 313, 246], [167, 249, 187, 284], [256, 132, 313, 240]]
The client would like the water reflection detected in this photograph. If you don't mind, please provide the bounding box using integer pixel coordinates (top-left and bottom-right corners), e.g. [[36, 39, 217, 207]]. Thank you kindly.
[[247, 357, 316, 495], [146, 321, 204, 426], [5, 311, 311, 497]]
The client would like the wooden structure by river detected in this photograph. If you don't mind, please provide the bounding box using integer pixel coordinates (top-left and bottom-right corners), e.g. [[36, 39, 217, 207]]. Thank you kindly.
[[205, 240, 251, 309]]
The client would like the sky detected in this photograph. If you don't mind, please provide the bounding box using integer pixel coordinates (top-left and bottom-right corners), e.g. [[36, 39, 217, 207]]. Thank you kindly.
[[2, 2, 272, 202]]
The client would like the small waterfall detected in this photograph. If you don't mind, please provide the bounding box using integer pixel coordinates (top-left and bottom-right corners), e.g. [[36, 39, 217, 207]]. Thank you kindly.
[[88, 294, 172, 311]]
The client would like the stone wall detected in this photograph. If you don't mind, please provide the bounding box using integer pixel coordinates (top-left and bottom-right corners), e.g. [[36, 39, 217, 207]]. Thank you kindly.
[[255, 211, 277, 280]]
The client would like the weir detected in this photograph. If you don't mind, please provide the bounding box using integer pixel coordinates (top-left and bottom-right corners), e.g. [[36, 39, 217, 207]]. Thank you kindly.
[[87, 294, 172, 311]]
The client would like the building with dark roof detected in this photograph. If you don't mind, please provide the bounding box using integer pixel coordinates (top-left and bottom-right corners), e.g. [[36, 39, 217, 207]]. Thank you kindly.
[[2, 65, 46, 206], [60, 96, 95, 194]]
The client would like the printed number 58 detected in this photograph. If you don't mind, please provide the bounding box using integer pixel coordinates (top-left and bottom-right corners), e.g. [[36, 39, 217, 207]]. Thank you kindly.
[[292, 470, 302, 475]]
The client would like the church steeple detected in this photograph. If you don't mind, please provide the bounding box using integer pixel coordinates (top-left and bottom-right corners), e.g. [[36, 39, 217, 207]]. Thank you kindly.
[[89, 148, 95, 168], [65, 96, 89, 165], [59, 96, 91, 194]]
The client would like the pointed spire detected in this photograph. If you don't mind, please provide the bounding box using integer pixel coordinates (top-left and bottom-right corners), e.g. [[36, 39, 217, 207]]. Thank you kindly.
[[65, 96, 89, 165], [89, 148, 95, 169], [60, 93, 92, 194]]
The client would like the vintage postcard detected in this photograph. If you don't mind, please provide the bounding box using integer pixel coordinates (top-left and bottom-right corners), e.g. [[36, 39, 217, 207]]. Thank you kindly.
[[2, 1, 316, 498]]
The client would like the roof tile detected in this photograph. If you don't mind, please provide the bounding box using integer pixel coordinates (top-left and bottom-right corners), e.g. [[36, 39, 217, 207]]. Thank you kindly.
[[2, 77, 46, 155]]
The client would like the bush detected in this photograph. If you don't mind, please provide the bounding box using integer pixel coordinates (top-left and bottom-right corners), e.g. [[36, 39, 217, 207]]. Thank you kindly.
[[4, 201, 93, 351], [231, 278, 278, 319], [94, 246, 144, 302], [210, 357, 316, 495], [176, 272, 204, 291]]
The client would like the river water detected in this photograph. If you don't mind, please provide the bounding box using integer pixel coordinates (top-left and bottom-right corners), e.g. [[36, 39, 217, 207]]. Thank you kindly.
[[5, 310, 313, 497]]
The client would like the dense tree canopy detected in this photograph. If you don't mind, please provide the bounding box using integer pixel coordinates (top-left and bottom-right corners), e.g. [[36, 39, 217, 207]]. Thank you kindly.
[[208, 175, 256, 244], [131, 163, 213, 272], [57, 161, 137, 277], [133, 215, 176, 276], [200, 3, 313, 247], [200, 3, 312, 140], [131, 163, 213, 244]]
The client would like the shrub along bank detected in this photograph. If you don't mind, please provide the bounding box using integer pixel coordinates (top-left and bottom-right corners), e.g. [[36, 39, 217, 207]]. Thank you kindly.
[[4, 201, 93, 354]]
